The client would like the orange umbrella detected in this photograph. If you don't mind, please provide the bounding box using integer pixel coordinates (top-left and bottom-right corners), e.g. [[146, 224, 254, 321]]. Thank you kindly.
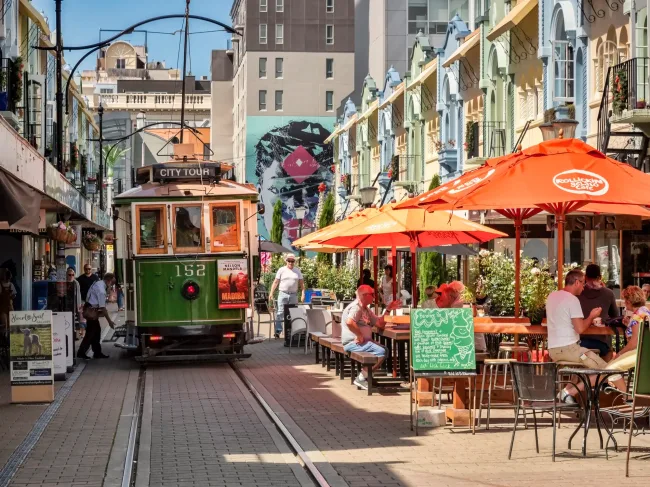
[[320, 204, 506, 302], [398, 137, 650, 315]]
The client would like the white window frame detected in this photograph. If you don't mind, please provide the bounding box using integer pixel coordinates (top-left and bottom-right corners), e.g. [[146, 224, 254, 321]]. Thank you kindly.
[[275, 57, 283, 78], [259, 57, 267, 78], [275, 90, 283, 111], [326, 91, 334, 111], [326, 58, 334, 78], [260, 0, 268, 12], [116, 58, 126, 69], [259, 24, 268, 44], [259, 90, 267, 111], [596, 40, 619, 92], [326, 25, 334, 45], [552, 40, 575, 102], [276, 0, 284, 12], [326, 0, 334, 13], [276, 24, 284, 45]]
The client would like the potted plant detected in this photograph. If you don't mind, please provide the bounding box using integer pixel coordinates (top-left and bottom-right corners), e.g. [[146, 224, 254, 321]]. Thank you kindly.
[[544, 108, 556, 123], [9, 57, 23, 110], [70, 143, 79, 170], [48, 221, 77, 244], [612, 68, 628, 113], [465, 121, 475, 156], [82, 232, 103, 251], [433, 139, 443, 153]]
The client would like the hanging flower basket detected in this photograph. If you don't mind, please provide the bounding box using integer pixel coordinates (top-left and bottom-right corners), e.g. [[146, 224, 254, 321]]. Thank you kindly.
[[82, 232, 103, 251], [48, 222, 77, 244]]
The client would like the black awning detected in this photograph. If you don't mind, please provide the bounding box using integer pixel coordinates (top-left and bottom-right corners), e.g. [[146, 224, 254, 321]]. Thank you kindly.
[[0, 170, 42, 234]]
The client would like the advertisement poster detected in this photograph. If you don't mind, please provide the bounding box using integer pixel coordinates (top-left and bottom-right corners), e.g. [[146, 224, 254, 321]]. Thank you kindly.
[[52, 312, 73, 379], [217, 259, 250, 309], [9, 311, 54, 387]]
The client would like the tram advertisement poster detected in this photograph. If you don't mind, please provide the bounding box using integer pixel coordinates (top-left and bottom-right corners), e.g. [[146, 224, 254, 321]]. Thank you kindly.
[[217, 259, 250, 309], [9, 311, 54, 403]]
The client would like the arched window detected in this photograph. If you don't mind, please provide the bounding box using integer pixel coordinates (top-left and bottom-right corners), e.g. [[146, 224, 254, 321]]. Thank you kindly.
[[596, 40, 619, 92], [552, 13, 574, 102]]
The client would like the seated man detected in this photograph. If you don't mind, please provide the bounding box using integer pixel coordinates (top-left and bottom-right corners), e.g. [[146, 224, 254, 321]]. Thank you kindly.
[[546, 269, 625, 402], [421, 286, 438, 309], [577, 264, 619, 360], [341, 285, 401, 389]]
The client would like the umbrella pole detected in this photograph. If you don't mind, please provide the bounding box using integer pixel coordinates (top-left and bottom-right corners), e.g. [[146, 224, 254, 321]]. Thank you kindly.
[[411, 243, 417, 308], [359, 250, 364, 284], [514, 218, 522, 318], [392, 246, 397, 303], [557, 214, 565, 289], [373, 248, 379, 314]]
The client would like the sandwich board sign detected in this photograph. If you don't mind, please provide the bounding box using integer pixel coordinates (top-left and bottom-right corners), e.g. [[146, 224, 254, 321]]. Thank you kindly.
[[410, 308, 477, 376], [9, 310, 55, 403]]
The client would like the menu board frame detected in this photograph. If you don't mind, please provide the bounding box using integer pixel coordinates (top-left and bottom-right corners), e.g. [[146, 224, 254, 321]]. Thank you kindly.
[[410, 308, 477, 377]]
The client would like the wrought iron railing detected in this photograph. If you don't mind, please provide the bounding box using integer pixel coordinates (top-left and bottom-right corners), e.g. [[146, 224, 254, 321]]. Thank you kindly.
[[0, 58, 16, 113], [597, 66, 612, 153], [467, 121, 507, 158], [610, 58, 650, 116]]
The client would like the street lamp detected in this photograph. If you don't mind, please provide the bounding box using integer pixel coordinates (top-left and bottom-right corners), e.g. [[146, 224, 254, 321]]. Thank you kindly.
[[359, 186, 378, 208], [295, 206, 308, 263], [98, 103, 104, 210]]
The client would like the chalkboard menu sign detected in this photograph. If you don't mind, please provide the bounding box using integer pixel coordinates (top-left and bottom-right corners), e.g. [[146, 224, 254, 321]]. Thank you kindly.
[[411, 308, 476, 376]]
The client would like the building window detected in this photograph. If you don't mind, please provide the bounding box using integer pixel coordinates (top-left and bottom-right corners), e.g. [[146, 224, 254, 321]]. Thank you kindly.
[[552, 40, 574, 101], [99, 88, 113, 94], [259, 57, 267, 78], [326, 0, 334, 13], [326, 25, 334, 45], [116, 58, 126, 69], [326, 58, 334, 78], [276, 24, 284, 44], [275, 90, 283, 110], [596, 40, 619, 92], [259, 90, 267, 110], [260, 24, 268, 44], [326, 91, 333, 111], [277, 0, 284, 12], [260, 0, 267, 12], [275, 58, 283, 78]]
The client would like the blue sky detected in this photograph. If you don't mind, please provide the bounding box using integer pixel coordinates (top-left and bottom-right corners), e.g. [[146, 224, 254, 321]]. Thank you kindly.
[[32, 0, 233, 78]]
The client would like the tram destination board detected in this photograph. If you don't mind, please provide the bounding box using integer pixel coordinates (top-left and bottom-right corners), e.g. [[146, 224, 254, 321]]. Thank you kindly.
[[410, 308, 476, 377], [152, 163, 220, 182]]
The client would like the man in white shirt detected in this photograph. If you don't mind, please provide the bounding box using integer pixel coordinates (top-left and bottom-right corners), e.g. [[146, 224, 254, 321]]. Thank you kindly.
[[269, 254, 305, 338], [77, 273, 116, 359], [546, 269, 624, 401]]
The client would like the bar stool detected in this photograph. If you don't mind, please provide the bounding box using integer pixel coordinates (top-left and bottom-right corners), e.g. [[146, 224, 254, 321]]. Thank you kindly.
[[477, 358, 525, 430]]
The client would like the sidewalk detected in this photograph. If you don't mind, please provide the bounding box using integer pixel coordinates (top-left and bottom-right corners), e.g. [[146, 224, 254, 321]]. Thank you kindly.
[[240, 338, 650, 487]]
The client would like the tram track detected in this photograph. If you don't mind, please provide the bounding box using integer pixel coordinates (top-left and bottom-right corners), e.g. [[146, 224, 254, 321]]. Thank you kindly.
[[120, 361, 336, 487]]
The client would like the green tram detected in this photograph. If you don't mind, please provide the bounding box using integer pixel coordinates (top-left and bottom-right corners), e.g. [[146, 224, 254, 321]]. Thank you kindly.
[[113, 146, 260, 362]]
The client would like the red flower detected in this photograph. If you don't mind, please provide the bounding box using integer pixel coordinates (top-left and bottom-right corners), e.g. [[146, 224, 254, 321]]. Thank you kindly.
[[330, 164, 336, 173], [387, 169, 393, 179], [318, 182, 327, 193]]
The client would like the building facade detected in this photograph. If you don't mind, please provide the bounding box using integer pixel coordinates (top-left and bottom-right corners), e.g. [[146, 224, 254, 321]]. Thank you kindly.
[[209, 0, 355, 248]]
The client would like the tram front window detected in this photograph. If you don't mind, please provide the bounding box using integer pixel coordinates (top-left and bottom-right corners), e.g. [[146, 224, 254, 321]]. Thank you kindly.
[[174, 205, 203, 251], [139, 207, 165, 251], [211, 204, 241, 252]]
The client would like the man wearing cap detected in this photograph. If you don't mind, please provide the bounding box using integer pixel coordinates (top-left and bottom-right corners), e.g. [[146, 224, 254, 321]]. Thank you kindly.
[[342, 285, 401, 389], [269, 253, 305, 339]]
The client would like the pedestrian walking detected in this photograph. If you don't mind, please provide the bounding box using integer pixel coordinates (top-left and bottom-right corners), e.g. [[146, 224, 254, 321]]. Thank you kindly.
[[268, 254, 305, 339], [77, 273, 117, 359]]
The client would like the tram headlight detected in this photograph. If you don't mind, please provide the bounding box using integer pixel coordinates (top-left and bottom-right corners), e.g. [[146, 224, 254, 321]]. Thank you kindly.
[[181, 281, 200, 300]]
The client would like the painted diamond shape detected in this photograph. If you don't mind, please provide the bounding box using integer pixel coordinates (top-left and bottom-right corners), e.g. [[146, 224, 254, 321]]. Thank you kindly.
[[282, 146, 319, 183]]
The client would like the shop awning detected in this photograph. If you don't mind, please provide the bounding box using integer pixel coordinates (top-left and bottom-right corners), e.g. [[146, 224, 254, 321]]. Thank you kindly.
[[379, 82, 405, 108], [443, 29, 480, 68], [408, 60, 437, 88], [0, 170, 42, 234], [486, 0, 538, 42]]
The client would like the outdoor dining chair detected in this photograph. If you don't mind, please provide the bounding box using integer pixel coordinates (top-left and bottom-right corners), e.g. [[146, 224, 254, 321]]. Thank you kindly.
[[288, 307, 308, 353], [508, 362, 584, 462], [305, 309, 332, 354]]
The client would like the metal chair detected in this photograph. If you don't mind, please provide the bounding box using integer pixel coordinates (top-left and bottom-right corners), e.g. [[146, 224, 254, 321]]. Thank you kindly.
[[508, 362, 584, 461]]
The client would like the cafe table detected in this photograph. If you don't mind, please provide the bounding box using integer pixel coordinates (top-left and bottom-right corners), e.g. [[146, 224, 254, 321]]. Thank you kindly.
[[382, 314, 615, 426]]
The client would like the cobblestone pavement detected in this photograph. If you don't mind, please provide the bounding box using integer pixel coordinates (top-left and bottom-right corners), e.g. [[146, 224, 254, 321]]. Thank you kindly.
[[148, 364, 307, 487], [240, 337, 650, 487]]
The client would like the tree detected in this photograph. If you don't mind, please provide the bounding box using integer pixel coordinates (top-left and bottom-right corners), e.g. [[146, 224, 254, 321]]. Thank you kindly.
[[316, 192, 335, 264], [418, 173, 443, 304], [101, 145, 130, 178], [270, 199, 284, 244]]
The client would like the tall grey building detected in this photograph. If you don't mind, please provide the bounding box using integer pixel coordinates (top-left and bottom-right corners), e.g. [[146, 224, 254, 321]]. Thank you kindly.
[[210, 0, 355, 249]]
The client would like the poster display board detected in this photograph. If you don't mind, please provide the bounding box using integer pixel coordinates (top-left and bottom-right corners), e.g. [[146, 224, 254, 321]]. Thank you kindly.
[[9, 310, 55, 403], [52, 312, 73, 379], [217, 259, 250, 309], [410, 308, 477, 376]]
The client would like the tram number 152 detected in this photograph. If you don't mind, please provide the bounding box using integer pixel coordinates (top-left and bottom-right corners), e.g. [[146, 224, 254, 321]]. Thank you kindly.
[[175, 264, 206, 277]]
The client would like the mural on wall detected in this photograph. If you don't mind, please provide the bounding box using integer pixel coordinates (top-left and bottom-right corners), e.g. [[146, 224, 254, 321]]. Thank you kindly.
[[246, 117, 335, 249]]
